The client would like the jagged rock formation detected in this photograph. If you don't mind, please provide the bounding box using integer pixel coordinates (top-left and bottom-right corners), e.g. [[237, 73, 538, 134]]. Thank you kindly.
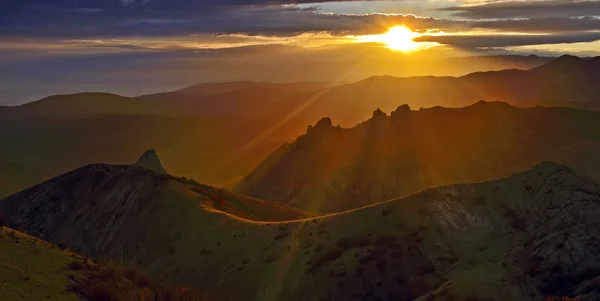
[[3, 161, 600, 300], [235, 101, 600, 213], [134, 149, 167, 174]]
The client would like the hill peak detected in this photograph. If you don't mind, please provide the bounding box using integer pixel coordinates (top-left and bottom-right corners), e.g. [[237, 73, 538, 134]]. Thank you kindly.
[[134, 149, 167, 174], [372, 108, 387, 119], [532, 54, 585, 71]]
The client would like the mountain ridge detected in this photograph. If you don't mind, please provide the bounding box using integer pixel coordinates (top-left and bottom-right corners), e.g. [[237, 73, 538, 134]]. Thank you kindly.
[[1, 55, 595, 124], [235, 101, 600, 213]]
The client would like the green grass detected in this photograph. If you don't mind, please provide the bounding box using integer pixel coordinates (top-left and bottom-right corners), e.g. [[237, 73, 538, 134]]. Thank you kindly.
[[0, 227, 82, 300]]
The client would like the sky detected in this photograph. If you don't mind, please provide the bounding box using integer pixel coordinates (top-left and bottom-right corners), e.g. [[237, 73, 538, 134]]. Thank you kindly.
[[1, 0, 600, 104]]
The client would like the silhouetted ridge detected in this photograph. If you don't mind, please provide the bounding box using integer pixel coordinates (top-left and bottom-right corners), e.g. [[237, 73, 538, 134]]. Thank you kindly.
[[532, 54, 592, 72], [134, 149, 167, 174], [235, 102, 600, 213], [307, 117, 335, 134], [390, 104, 411, 118], [372, 108, 387, 119], [468, 100, 515, 109], [315, 117, 333, 128]]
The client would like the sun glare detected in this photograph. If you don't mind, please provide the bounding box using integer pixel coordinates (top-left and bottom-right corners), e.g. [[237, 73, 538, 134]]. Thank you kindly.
[[356, 26, 424, 52]]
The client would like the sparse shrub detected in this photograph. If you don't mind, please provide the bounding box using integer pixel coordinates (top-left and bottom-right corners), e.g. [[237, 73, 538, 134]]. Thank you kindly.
[[124, 267, 141, 282], [57, 242, 68, 250], [0, 211, 7, 227], [471, 196, 486, 206], [273, 232, 289, 240], [264, 254, 279, 263], [376, 260, 387, 274], [417, 264, 436, 276], [465, 294, 480, 301], [68, 260, 86, 271], [98, 267, 120, 282], [198, 249, 213, 255], [314, 244, 324, 252], [523, 254, 544, 277], [502, 206, 527, 232], [69, 263, 207, 301]]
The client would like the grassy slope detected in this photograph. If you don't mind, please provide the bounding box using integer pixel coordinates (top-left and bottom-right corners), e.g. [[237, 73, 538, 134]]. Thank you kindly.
[[0, 227, 82, 301], [5, 162, 600, 300], [128, 162, 600, 301], [183, 179, 315, 221]]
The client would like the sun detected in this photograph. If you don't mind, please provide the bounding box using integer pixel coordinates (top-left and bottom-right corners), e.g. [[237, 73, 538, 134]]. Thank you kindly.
[[380, 26, 421, 51], [355, 26, 423, 52]]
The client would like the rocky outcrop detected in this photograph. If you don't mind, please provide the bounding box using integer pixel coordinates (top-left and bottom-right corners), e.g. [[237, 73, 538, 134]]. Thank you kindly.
[[235, 102, 600, 213], [134, 148, 167, 174]]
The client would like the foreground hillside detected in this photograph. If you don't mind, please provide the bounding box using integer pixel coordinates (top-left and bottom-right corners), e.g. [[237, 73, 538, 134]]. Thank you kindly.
[[0, 227, 82, 300], [3, 158, 600, 300], [0, 226, 212, 301], [236, 101, 600, 213]]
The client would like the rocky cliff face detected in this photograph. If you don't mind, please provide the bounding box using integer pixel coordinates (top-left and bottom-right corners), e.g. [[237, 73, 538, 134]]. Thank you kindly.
[[0, 164, 170, 254], [235, 102, 600, 213], [3, 161, 600, 300]]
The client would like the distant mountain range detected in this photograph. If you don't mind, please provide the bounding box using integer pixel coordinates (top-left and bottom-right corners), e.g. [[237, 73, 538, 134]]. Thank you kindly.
[[0, 54, 599, 201], [3, 150, 600, 300], [235, 101, 600, 213], [0, 55, 596, 124], [0, 54, 598, 197]]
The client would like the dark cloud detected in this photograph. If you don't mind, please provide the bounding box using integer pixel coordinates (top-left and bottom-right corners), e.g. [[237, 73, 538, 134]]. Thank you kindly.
[[415, 32, 600, 48], [3, 1, 600, 40], [472, 17, 600, 33], [441, 0, 600, 19]]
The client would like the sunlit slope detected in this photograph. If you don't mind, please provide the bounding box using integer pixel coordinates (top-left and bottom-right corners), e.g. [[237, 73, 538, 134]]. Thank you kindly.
[[0, 227, 82, 301], [4, 161, 600, 300], [236, 101, 600, 213]]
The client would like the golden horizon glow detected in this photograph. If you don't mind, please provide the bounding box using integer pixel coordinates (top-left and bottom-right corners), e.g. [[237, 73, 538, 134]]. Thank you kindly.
[[355, 26, 425, 52]]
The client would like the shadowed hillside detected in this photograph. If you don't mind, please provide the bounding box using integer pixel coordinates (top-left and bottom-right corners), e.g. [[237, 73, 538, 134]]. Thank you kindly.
[[0, 115, 306, 199], [3, 159, 600, 300], [235, 101, 600, 213]]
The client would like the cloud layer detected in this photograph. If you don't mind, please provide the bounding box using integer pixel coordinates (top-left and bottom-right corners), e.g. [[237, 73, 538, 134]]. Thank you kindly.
[[1, 0, 600, 104]]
